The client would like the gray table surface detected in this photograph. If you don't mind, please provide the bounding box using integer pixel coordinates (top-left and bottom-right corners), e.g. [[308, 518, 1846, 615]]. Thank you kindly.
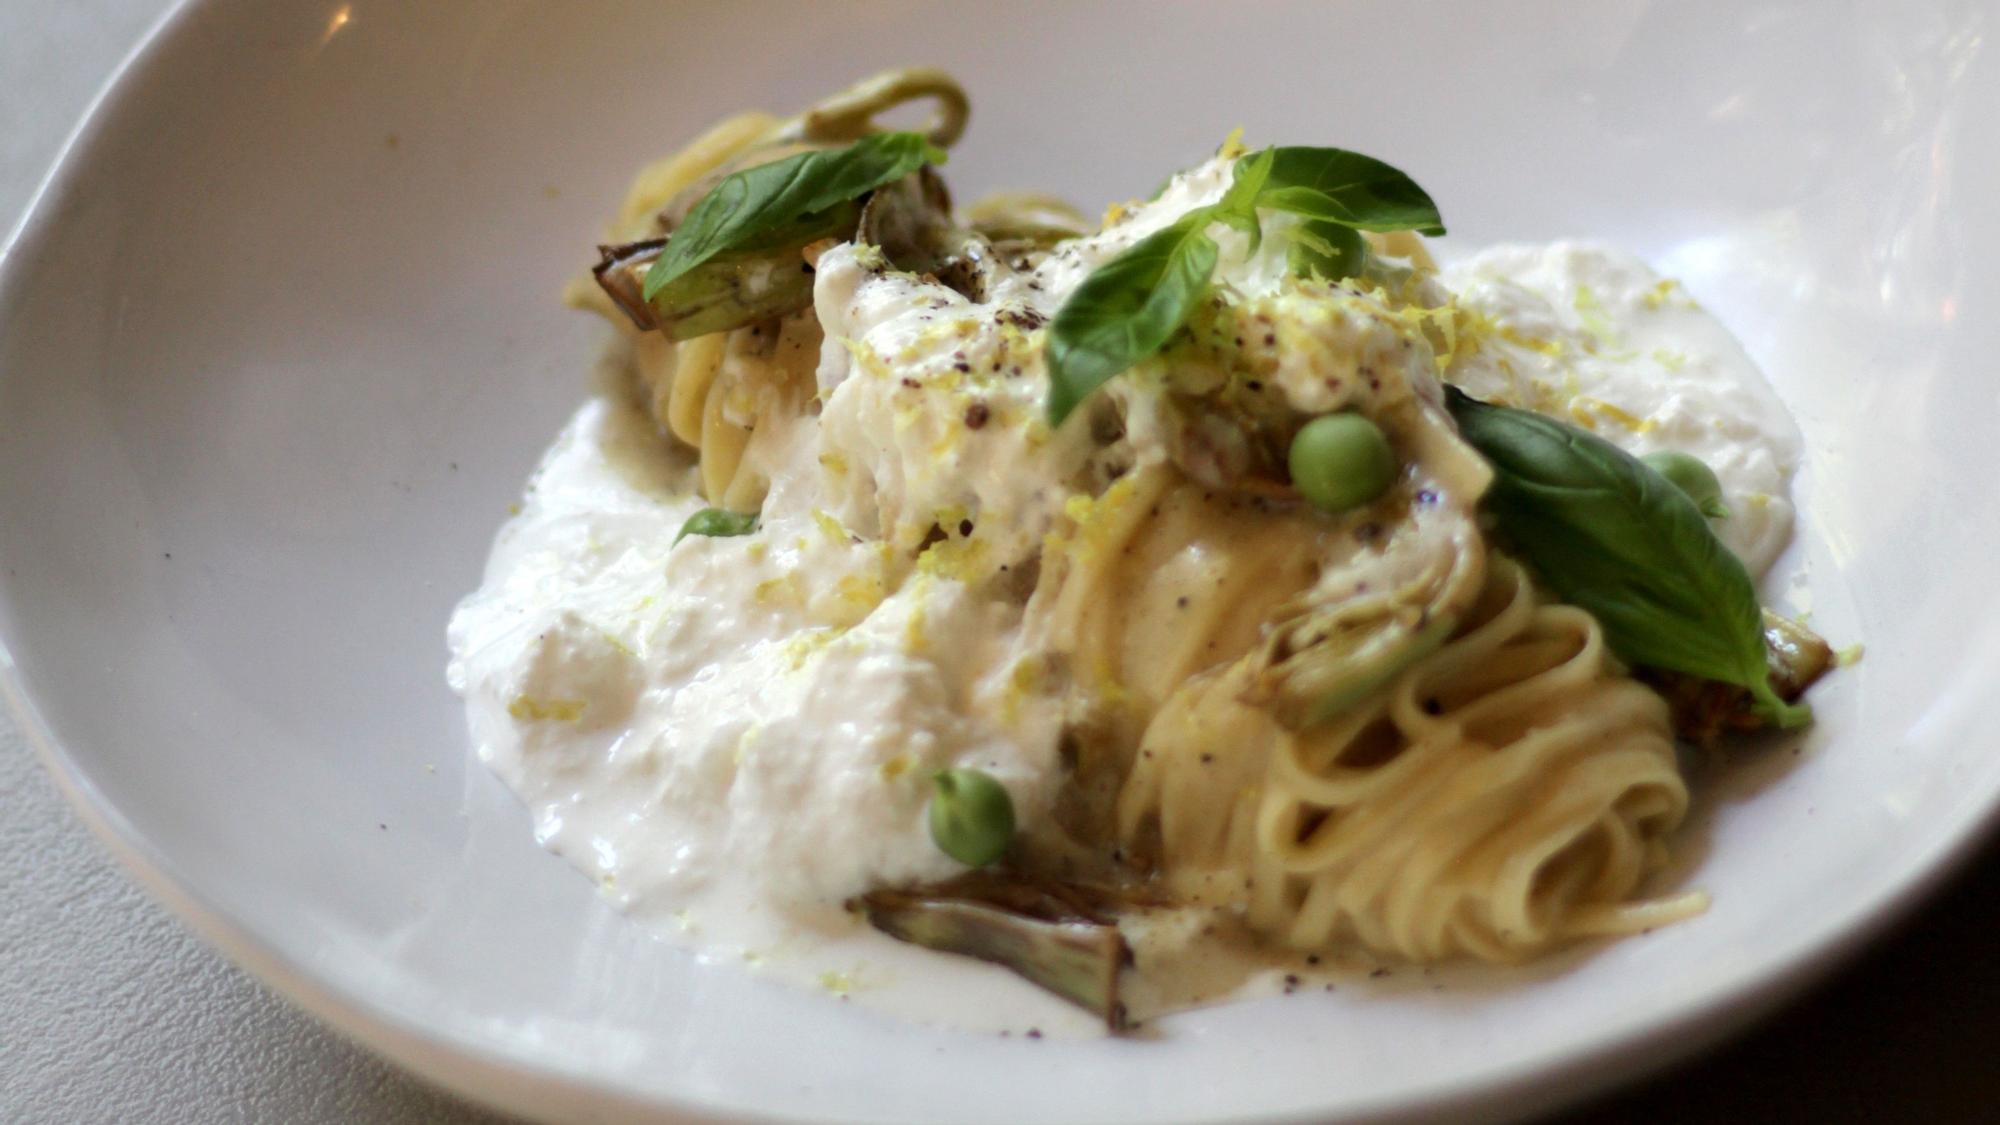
[[4, 5, 1996, 1124]]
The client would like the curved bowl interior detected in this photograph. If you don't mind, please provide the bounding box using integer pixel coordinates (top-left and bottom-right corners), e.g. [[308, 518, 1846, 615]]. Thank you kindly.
[[2, 1, 1996, 1122]]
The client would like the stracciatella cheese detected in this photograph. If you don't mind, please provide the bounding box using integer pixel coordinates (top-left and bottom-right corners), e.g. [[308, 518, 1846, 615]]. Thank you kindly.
[[1442, 241, 1799, 575]]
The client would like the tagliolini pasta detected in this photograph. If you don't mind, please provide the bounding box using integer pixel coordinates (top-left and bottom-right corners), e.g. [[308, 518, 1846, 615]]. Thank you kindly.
[[1124, 556, 1696, 962]]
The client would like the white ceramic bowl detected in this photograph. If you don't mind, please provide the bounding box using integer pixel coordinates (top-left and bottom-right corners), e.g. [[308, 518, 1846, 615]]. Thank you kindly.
[[3, 2, 1994, 1121]]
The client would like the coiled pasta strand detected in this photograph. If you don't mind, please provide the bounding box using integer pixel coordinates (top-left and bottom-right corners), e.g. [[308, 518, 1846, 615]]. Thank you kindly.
[[1121, 557, 1699, 964]]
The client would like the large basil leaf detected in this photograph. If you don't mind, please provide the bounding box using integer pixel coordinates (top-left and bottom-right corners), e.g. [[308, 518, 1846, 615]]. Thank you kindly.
[[1044, 213, 1220, 425], [1258, 147, 1445, 236], [1446, 388, 1808, 727], [643, 131, 946, 302], [1042, 150, 1277, 424]]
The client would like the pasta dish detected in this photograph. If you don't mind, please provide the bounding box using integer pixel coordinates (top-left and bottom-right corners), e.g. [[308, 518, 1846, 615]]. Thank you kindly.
[[448, 71, 1834, 1031]]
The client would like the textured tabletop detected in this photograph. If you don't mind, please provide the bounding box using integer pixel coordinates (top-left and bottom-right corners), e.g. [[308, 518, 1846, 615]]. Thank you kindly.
[[3, 5, 1995, 1124]]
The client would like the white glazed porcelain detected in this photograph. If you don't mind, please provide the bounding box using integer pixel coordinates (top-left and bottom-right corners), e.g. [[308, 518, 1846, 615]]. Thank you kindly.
[[1, 2, 1993, 1122]]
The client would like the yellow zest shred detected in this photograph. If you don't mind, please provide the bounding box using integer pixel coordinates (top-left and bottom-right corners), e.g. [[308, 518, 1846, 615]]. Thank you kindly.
[[594, 626, 635, 658], [1641, 278, 1694, 310], [781, 627, 837, 671], [1498, 323, 1565, 357], [1001, 655, 1049, 724], [1060, 476, 1143, 561], [903, 575, 931, 654], [508, 696, 587, 722], [918, 535, 991, 583], [812, 508, 848, 543], [754, 571, 807, 607], [837, 336, 890, 381], [1571, 284, 1619, 349], [1569, 396, 1657, 434], [833, 570, 887, 615]]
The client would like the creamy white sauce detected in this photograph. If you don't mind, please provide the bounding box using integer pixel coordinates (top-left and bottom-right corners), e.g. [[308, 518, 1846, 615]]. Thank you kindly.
[[1442, 242, 1800, 575], [448, 157, 1802, 1032]]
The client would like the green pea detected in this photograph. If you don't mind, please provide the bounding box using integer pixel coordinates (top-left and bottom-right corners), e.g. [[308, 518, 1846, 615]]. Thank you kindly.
[[927, 768, 1015, 867], [1288, 412, 1397, 514], [1642, 450, 1728, 519]]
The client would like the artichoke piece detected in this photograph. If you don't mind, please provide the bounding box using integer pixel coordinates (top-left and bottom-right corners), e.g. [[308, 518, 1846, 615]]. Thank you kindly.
[[651, 201, 862, 340], [859, 874, 1134, 1030], [858, 167, 1005, 303], [1644, 611, 1836, 747], [597, 166, 982, 339], [857, 167, 954, 270], [1238, 393, 1495, 729], [1245, 530, 1484, 729], [591, 203, 859, 339], [1763, 610, 1836, 699], [590, 238, 668, 331]]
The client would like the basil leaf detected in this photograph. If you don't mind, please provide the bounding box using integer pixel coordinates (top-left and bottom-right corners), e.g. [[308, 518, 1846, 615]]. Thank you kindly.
[[1258, 147, 1445, 236], [1446, 388, 1808, 727], [1045, 144, 1444, 425], [643, 131, 947, 302], [1286, 218, 1367, 279], [648, 201, 862, 340], [1045, 214, 1220, 425], [1210, 146, 1276, 250], [1042, 153, 1274, 425], [674, 507, 758, 545]]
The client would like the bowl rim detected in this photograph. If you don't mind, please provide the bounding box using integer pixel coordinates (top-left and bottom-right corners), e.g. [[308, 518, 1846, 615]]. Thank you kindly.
[[4, 2, 1998, 1122]]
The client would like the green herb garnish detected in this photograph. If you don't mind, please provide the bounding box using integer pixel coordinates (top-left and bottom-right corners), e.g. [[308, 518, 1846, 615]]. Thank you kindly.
[[1045, 145, 1442, 425], [1445, 388, 1808, 727], [641, 131, 947, 304], [645, 204, 863, 340], [1042, 214, 1222, 425], [673, 507, 759, 545], [1257, 146, 1447, 235]]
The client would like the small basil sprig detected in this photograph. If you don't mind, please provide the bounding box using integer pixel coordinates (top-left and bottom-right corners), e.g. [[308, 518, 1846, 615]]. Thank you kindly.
[[642, 131, 947, 303], [673, 507, 758, 545], [1445, 388, 1809, 728], [1045, 145, 1442, 425], [1041, 149, 1276, 424]]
